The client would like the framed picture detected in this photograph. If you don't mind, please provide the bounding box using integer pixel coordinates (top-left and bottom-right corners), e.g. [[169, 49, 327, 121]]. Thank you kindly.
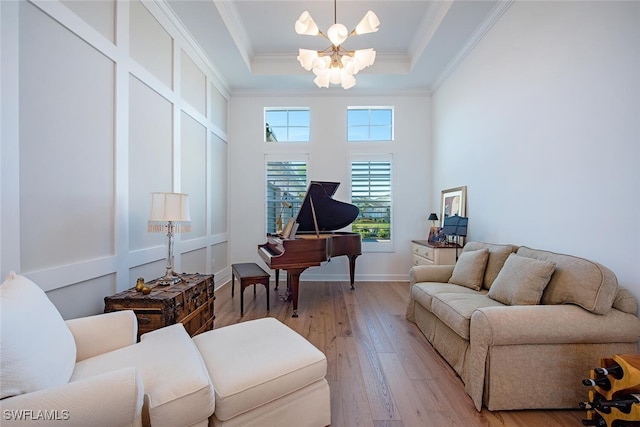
[[440, 186, 467, 223], [428, 226, 444, 243]]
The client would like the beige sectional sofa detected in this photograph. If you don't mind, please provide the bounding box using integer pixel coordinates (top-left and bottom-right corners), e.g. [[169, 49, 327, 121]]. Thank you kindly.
[[405, 241, 640, 411]]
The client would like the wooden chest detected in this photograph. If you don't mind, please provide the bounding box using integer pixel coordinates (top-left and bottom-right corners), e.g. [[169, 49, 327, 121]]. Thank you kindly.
[[104, 273, 215, 339]]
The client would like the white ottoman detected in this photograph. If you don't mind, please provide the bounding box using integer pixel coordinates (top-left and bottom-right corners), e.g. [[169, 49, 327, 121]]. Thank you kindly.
[[192, 318, 331, 427]]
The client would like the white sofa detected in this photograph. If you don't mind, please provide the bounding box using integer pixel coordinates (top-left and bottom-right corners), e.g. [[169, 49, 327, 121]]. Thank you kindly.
[[0, 272, 331, 427]]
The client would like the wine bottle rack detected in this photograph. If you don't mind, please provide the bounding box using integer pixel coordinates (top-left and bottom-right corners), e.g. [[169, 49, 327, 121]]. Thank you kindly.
[[582, 354, 640, 426]]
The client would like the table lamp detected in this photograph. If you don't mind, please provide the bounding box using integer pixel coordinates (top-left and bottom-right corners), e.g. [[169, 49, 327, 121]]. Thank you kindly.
[[428, 213, 439, 228], [148, 192, 191, 285]]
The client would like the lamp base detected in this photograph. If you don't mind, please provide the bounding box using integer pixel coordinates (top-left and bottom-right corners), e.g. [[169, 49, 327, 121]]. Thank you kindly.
[[156, 270, 182, 286]]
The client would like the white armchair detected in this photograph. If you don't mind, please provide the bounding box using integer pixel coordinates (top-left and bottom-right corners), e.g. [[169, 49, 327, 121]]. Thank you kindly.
[[1, 367, 144, 427], [0, 272, 214, 427]]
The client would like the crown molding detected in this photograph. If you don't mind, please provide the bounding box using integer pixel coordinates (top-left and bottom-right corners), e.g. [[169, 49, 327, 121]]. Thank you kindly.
[[251, 53, 411, 75], [230, 86, 431, 98], [155, 0, 231, 97], [213, 0, 253, 71], [408, 0, 454, 70], [430, 0, 515, 92]]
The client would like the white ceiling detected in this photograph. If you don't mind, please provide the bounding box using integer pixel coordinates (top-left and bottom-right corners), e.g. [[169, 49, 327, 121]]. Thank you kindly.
[[164, 0, 508, 95]]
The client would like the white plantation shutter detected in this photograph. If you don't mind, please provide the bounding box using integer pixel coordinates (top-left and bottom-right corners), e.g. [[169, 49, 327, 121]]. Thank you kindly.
[[266, 161, 307, 233]]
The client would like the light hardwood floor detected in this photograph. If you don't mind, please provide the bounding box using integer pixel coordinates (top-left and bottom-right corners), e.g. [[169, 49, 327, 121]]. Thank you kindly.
[[214, 279, 585, 426]]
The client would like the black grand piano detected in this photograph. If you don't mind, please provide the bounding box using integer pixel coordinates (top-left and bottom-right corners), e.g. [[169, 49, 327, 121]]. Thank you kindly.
[[258, 181, 362, 317]]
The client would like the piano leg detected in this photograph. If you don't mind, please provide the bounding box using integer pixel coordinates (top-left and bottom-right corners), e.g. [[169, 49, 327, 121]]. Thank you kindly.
[[285, 267, 307, 318], [348, 254, 359, 290], [274, 269, 279, 290]]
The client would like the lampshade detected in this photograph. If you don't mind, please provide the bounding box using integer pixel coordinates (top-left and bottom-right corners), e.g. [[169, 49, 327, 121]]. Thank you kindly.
[[148, 192, 191, 232], [297, 49, 319, 70], [428, 213, 438, 221], [353, 48, 376, 70], [295, 11, 319, 36], [355, 10, 381, 35], [327, 23, 348, 46]]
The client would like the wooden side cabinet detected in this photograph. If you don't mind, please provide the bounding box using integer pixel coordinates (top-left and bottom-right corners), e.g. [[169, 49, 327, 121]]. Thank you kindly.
[[411, 240, 459, 266]]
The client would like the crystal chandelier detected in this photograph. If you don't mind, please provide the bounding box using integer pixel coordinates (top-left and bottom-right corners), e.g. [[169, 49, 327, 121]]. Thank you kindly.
[[295, 0, 380, 89]]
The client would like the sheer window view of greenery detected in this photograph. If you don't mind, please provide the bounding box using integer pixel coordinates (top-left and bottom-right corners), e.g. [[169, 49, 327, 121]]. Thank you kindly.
[[266, 161, 307, 233], [351, 161, 391, 242], [265, 108, 310, 142]]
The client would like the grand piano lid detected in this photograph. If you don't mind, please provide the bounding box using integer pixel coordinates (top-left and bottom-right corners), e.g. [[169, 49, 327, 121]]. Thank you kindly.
[[295, 181, 360, 232]]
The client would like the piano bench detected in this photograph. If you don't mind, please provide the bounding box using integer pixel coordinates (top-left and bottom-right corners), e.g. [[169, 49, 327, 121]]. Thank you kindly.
[[231, 263, 271, 316]]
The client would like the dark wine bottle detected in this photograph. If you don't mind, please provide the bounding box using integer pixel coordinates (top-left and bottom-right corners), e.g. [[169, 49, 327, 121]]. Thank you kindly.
[[594, 363, 624, 380], [582, 377, 612, 390], [582, 415, 607, 426], [599, 394, 640, 414]]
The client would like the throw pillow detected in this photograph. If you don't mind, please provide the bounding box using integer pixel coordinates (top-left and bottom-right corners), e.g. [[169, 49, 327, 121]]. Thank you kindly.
[[488, 254, 556, 305], [448, 248, 489, 291], [613, 287, 638, 315], [462, 242, 517, 289], [0, 272, 77, 399], [518, 246, 618, 315]]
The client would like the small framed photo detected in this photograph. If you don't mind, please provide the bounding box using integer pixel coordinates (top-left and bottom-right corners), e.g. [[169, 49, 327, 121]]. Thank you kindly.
[[441, 186, 467, 222], [428, 227, 442, 243]]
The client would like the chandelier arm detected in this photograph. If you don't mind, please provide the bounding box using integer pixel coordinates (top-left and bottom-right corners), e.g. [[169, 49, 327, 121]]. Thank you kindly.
[[335, 45, 354, 55], [317, 30, 330, 42], [317, 46, 335, 56]]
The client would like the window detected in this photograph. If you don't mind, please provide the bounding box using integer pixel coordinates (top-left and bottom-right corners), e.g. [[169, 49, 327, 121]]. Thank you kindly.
[[351, 156, 392, 248], [347, 107, 393, 141], [266, 160, 307, 233], [265, 108, 310, 142]]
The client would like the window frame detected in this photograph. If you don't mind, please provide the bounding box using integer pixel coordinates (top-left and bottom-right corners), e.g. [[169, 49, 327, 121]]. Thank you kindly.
[[264, 107, 311, 143], [347, 106, 394, 142]]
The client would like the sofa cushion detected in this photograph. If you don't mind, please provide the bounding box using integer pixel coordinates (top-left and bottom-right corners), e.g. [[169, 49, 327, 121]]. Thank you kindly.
[[448, 248, 489, 291], [487, 253, 556, 305], [463, 241, 518, 289], [411, 282, 483, 312], [517, 247, 618, 314], [193, 318, 327, 421], [431, 293, 505, 339], [613, 287, 638, 314], [71, 323, 215, 427], [0, 272, 77, 399]]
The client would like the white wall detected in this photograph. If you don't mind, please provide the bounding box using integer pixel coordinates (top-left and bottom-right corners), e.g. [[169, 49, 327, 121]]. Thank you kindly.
[[0, 0, 230, 319], [3, 0, 637, 319], [432, 1, 640, 305], [228, 94, 433, 282]]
